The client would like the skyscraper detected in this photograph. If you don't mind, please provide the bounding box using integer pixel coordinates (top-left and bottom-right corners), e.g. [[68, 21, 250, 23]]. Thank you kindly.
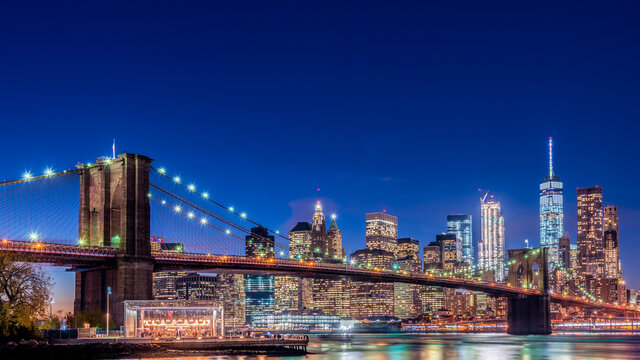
[[349, 248, 395, 319], [558, 234, 571, 270], [576, 186, 604, 280], [217, 273, 245, 328], [604, 205, 620, 280], [421, 241, 444, 316], [289, 222, 312, 260], [245, 226, 275, 324], [287, 221, 313, 311], [394, 238, 421, 319], [311, 201, 327, 258], [447, 215, 473, 266], [604, 205, 619, 233], [539, 137, 564, 268], [437, 233, 459, 271], [479, 197, 505, 281], [396, 238, 420, 260], [326, 215, 345, 260], [365, 212, 398, 253]]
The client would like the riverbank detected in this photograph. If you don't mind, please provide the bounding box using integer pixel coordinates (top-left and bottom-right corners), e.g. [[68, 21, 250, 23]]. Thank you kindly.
[[0, 339, 309, 359], [0, 335, 309, 360]]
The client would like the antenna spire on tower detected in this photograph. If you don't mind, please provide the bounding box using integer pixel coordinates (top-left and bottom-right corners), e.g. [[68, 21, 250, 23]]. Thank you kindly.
[[548, 137, 553, 178]]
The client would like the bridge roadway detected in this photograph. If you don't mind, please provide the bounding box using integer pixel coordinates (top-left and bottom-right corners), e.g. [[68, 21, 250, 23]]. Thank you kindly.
[[1, 240, 637, 314]]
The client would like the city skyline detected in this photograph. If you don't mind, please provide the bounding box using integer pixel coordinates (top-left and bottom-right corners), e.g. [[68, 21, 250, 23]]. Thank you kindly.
[[31, 138, 640, 313], [2, 1, 640, 315]]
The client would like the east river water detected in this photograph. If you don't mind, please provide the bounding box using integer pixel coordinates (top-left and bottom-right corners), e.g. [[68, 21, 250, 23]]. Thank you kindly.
[[132, 333, 640, 360]]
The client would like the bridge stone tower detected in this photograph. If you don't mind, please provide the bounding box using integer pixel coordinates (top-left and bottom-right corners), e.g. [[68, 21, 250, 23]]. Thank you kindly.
[[74, 154, 154, 327], [506, 247, 551, 335]]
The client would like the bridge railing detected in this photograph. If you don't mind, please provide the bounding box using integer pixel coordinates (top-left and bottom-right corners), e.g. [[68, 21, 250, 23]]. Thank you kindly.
[[0, 239, 118, 257]]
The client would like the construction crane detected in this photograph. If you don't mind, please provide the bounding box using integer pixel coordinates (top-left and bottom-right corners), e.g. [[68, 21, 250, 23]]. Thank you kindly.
[[478, 188, 491, 204]]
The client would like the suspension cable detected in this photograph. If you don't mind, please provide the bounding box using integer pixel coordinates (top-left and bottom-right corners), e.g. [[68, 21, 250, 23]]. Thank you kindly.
[[151, 166, 290, 242], [150, 183, 288, 252]]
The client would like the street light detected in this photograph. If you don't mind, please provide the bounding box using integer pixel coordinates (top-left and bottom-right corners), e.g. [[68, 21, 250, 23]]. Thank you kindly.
[[106, 286, 112, 337], [49, 297, 54, 325]]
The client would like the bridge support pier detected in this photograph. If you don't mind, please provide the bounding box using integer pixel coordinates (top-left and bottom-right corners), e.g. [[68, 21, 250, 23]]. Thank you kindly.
[[507, 294, 551, 335], [74, 154, 154, 328]]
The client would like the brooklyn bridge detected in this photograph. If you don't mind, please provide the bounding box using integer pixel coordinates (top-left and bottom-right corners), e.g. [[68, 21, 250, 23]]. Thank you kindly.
[[1, 153, 638, 335]]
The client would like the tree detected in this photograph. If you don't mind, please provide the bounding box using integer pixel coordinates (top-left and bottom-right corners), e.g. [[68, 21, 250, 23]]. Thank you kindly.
[[0, 253, 52, 340]]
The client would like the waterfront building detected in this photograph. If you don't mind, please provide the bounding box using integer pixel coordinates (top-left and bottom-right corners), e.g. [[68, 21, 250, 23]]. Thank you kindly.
[[447, 215, 473, 266], [539, 137, 564, 269], [577, 186, 604, 280], [251, 310, 343, 332], [176, 273, 218, 300], [124, 300, 223, 338], [349, 248, 395, 319], [479, 197, 505, 281], [245, 226, 275, 323], [289, 222, 312, 260], [365, 212, 398, 253]]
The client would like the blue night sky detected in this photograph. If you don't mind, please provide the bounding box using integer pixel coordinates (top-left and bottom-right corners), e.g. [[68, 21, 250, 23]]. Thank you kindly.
[[1, 1, 640, 312]]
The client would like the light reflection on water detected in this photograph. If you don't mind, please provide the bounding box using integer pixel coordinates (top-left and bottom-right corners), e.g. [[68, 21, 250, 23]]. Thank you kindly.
[[134, 333, 640, 360]]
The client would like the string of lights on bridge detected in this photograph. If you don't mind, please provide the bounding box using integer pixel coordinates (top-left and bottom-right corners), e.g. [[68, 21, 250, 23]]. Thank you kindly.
[[152, 166, 289, 242]]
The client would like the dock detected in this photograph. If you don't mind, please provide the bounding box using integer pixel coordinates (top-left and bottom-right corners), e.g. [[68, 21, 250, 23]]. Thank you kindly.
[[48, 335, 309, 352]]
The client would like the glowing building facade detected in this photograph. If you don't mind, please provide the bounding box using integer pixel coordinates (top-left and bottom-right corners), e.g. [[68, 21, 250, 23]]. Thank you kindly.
[[349, 248, 395, 319], [365, 212, 398, 253], [245, 226, 275, 324], [289, 222, 312, 260], [576, 186, 604, 280], [447, 215, 473, 266], [394, 238, 421, 319], [540, 137, 564, 269], [311, 201, 328, 258], [603, 206, 620, 280], [479, 199, 505, 281]]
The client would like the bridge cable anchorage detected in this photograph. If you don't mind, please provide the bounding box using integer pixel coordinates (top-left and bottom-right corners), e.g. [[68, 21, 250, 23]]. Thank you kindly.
[[148, 185, 289, 252], [151, 166, 288, 242]]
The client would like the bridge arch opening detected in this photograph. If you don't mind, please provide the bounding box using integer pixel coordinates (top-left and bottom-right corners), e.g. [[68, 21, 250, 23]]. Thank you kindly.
[[532, 262, 540, 290], [516, 264, 525, 288]]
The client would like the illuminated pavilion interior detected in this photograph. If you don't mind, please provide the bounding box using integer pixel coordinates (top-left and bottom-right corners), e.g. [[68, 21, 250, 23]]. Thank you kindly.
[[124, 300, 223, 338]]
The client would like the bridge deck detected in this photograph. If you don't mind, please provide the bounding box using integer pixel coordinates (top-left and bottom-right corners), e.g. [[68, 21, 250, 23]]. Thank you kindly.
[[1, 240, 637, 314]]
